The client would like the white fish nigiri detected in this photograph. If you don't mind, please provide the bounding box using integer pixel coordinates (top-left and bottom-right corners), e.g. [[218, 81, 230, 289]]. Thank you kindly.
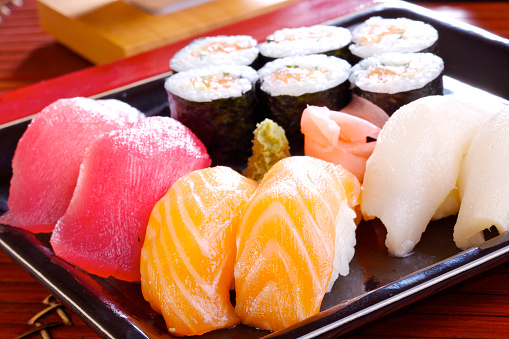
[[454, 106, 509, 249], [361, 95, 503, 257]]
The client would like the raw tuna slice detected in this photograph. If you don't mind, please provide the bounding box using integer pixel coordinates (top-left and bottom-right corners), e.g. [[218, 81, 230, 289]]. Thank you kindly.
[[50, 116, 212, 282], [0, 97, 144, 233]]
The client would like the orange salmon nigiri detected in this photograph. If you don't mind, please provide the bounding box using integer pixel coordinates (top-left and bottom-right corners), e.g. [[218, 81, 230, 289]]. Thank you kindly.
[[140, 166, 257, 336], [234, 156, 361, 332]]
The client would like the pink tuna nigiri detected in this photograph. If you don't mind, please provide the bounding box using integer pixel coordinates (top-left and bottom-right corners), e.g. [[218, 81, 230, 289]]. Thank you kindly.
[[0, 97, 144, 233], [301, 105, 381, 181], [50, 116, 211, 282]]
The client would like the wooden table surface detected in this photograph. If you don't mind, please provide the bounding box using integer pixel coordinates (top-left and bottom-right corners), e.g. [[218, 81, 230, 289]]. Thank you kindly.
[[1, 1, 508, 338]]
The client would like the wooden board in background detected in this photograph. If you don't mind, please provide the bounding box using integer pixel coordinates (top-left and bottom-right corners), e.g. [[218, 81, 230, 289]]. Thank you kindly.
[[37, 0, 300, 64]]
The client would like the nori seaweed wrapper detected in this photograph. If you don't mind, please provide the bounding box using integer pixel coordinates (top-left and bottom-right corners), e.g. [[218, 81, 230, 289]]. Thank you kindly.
[[355, 72, 444, 115], [258, 80, 351, 153], [168, 89, 261, 167], [420, 40, 439, 56], [324, 44, 358, 66]]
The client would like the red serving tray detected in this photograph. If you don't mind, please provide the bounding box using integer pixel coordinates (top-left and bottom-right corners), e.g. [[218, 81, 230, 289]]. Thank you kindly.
[[1, 1, 508, 338]]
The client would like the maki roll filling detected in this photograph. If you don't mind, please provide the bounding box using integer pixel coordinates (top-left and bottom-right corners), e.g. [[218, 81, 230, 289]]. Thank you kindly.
[[166, 65, 258, 102], [349, 17, 439, 59], [257, 25, 353, 65], [258, 54, 351, 96], [170, 35, 260, 72]]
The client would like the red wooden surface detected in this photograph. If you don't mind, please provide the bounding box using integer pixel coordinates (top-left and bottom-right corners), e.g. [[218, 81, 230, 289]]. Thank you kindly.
[[0, 1, 508, 338]]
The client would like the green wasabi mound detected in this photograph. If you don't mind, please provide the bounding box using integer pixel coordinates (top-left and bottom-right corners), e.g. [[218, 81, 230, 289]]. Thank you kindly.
[[243, 119, 291, 182]]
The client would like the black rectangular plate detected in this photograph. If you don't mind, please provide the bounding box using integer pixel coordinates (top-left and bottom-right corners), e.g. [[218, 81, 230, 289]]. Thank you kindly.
[[1, 1, 509, 338]]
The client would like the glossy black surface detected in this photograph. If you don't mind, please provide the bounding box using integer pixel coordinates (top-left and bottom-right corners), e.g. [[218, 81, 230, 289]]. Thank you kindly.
[[1, 2, 508, 338]]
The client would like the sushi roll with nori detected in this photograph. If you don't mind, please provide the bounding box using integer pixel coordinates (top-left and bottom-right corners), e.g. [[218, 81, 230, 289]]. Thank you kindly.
[[349, 17, 439, 60], [170, 35, 259, 72], [257, 25, 353, 66], [257, 54, 352, 152], [349, 52, 444, 115], [165, 64, 260, 166]]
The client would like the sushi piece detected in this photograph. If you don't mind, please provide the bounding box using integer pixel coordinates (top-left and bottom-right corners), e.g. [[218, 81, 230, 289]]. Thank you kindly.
[[243, 118, 291, 183], [140, 166, 257, 336], [454, 106, 509, 249], [257, 54, 352, 152], [170, 35, 259, 72], [349, 52, 444, 115], [301, 105, 381, 182], [234, 156, 361, 331], [0, 97, 144, 233], [257, 25, 353, 65], [165, 64, 260, 166], [50, 116, 211, 282], [361, 95, 504, 257], [349, 16, 439, 60]]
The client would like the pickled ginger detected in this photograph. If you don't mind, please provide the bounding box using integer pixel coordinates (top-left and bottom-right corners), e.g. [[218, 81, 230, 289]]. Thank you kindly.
[[301, 105, 381, 181]]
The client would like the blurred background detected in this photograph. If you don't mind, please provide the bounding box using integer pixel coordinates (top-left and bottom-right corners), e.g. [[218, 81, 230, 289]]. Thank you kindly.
[[0, 0, 507, 95]]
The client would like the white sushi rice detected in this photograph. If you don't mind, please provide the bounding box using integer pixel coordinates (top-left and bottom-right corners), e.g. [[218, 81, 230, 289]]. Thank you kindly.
[[349, 52, 444, 94], [258, 25, 352, 59], [164, 64, 259, 102], [327, 200, 358, 292], [349, 16, 438, 59], [258, 54, 351, 97], [170, 35, 259, 72]]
